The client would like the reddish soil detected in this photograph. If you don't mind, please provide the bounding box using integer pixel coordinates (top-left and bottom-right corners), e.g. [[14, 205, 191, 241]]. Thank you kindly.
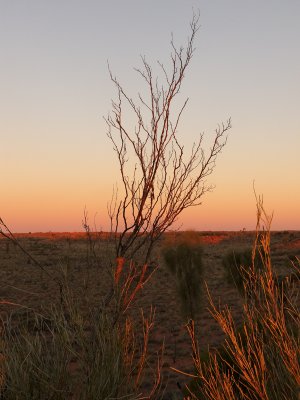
[[0, 230, 299, 398]]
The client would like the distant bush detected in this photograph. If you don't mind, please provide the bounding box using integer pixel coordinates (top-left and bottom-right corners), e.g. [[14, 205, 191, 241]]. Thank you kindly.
[[222, 248, 263, 293], [162, 238, 203, 320]]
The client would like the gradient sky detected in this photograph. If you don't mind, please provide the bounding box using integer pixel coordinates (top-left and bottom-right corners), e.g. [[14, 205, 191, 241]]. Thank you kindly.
[[1, 0, 299, 232]]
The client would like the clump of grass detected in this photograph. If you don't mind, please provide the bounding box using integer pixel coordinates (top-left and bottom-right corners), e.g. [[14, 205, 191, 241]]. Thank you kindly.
[[1, 312, 73, 399], [162, 233, 203, 320], [1, 292, 162, 399], [0, 250, 163, 399]]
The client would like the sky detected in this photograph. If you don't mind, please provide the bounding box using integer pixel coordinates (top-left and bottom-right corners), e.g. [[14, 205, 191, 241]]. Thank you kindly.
[[1, 0, 299, 232]]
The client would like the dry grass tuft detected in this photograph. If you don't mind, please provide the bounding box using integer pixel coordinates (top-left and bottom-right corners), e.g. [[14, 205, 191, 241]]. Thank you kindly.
[[180, 197, 300, 399]]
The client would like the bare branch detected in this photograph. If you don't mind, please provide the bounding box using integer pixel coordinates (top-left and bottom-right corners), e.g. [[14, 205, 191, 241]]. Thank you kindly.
[[105, 12, 230, 262]]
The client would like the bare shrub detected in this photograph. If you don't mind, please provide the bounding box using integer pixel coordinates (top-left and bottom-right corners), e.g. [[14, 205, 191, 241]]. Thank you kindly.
[[105, 12, 230, 263]]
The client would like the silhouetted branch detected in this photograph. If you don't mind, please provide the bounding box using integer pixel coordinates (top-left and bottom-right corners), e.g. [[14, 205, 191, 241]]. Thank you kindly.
[[105, 12, 230, 262]]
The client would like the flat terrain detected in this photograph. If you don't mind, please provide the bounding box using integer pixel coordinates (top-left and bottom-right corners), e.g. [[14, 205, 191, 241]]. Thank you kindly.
[[0, 230, 299, 398]]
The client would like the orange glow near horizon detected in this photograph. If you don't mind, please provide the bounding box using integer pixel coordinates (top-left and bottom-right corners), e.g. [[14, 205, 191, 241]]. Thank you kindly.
[[1, 185, 299, 233]]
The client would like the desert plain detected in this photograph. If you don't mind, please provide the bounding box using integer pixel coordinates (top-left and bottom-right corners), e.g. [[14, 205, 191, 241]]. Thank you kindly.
[[0, 230, 299, 398]]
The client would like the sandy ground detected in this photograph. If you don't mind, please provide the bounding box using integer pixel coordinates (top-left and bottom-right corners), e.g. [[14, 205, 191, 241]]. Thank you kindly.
[[0, 230, 299, 398]]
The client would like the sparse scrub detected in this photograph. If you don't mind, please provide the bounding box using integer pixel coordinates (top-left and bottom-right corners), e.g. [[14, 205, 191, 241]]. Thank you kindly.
[[0, 221, 163, 399], [1, 204, 299, 398], [182, 198, 300, 400], [2, 7, 299, 399]]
